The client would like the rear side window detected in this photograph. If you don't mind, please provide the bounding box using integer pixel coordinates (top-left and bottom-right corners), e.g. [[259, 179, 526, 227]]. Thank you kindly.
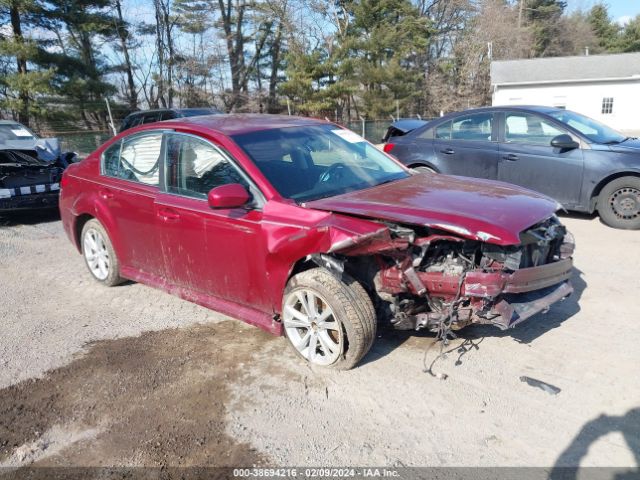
[[101, 133, 162, 186], [434, 114, 494, 141], [143, 112, 161, 124], [451, 113, 493, 141], [119, 114, 143, 132], [435, 121, 452, 140], [160, 111, 177, 121]]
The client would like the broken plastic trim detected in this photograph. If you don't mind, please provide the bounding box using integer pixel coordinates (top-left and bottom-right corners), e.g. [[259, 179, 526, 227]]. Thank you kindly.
[[308, 253, 344, 275]]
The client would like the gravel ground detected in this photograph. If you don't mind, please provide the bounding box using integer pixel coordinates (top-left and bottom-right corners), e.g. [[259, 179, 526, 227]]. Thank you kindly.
[[0, 210, 638, 470]]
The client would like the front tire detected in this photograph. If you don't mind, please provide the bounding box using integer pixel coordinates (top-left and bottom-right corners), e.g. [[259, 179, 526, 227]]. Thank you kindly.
[[282, 268, 376, 370], [597, 176, 640, 230], [81, 219, 123, 286]]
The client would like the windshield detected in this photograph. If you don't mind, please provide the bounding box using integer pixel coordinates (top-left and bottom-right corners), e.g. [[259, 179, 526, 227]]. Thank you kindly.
[[548, 110, 627, 144], [232, 124, 408, 202], [0, 123, 37, 143]]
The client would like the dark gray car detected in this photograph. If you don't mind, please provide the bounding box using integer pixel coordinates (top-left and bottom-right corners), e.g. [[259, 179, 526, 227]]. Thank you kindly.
[[119, 107, 221, 132], [385, 106, 640, 229]]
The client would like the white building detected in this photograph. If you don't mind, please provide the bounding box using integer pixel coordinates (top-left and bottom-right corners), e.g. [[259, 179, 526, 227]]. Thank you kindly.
[[491, 52, 640, 134]]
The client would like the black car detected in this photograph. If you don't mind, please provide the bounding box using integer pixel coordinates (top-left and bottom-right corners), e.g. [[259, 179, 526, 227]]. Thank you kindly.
[[119, 108, 221, 132], [384, 106, 640, 229]]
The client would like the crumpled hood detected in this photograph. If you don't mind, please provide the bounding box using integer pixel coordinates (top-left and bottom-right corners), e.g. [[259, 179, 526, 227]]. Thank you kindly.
[[0, 138, 61, 163], [305, 174, 560, 246]]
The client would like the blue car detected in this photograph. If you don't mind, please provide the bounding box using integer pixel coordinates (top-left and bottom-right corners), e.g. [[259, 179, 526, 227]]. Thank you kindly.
[[384, 106, 640, 229]]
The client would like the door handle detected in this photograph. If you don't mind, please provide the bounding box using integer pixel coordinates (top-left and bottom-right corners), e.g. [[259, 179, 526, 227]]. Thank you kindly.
[[157, 207, 180, 221], [98, 188, 114, 199], [440, 148, 455, 155], [503, 154, 519, 161]]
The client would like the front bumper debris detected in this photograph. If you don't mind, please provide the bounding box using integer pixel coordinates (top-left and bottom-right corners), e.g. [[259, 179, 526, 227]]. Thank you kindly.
[[462, 258, 573, 297], [383, 256, 574, 331], [488, 280, 573, 329]]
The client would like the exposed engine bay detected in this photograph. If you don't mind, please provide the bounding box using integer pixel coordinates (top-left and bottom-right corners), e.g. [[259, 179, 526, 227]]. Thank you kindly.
[[320, 215, 574, 334]]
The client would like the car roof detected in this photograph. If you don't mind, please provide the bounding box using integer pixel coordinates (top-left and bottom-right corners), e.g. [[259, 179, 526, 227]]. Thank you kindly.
[[0, 120, 23, 125], [164, 114, 329, 136], [123, 107, 220, 118], [440, 105, 563, 118], [174, 108, 220, 114]]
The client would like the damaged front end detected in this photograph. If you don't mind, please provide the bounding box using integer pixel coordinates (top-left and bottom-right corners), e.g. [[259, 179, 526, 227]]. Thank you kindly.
[[0, 142, 74, 212], [336, 215, 574, 333]]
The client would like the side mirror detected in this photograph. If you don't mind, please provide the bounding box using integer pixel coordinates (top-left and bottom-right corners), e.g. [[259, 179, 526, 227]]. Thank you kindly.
[[551, 134, 579, 150], [207, 183, 250, 209]]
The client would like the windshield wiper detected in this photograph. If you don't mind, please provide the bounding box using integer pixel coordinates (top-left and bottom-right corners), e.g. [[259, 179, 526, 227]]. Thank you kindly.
[[602, 137, 630, 145]]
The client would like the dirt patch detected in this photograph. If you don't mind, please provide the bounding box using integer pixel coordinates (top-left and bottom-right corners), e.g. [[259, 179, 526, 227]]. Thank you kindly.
[[0, 321, 274, 469], [1, 215, 639, 469]]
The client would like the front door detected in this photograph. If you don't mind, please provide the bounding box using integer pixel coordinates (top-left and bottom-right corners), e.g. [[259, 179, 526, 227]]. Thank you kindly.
[[155, 132, 269, 311], [498, 112, 584, 207]]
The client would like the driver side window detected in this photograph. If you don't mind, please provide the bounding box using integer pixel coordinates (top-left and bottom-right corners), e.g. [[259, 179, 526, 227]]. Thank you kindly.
[[165, 134, 249, 199], [505, 113, 565, 145]]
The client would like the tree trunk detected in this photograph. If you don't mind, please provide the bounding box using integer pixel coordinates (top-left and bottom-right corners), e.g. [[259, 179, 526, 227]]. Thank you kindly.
[[9, 1, 29, 126], [154, 0, 167, 108], [267, 23, 282, 113], [115, 0, 138, 111], [218, 0, 246, 111], [162, 0, 175, 108]]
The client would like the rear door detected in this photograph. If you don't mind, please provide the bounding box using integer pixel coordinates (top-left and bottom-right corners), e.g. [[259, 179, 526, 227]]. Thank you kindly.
[[497, 111, 584, 207], [155, 132, 269, 311], [432, 112, 500, 179], [99, 131, 165, 276]]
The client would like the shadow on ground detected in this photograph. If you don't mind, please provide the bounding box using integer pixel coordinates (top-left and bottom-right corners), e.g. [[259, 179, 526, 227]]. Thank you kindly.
[[550, 408, 640, 479], [0, 209, 60, 226]]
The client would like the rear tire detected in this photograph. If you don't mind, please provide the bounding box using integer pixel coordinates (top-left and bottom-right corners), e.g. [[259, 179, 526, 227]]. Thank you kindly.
[[282, 268, 376, 370], [413, 166, 436, 174], [597, 176, 640, 230], [81, 219, 123, 286]]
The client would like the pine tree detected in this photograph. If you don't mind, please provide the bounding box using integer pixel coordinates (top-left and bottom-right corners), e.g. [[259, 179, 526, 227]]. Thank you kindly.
[[0, 0, 55, 125], [44, 0, 120, 128], [525, 0, 567, 56], [340, 0, 431, 118], [587, 4, 620, 51], [618, 16, 640, 53]]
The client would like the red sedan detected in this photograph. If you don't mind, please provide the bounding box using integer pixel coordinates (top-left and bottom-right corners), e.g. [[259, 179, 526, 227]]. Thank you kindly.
[[59, 115, 575, 369]]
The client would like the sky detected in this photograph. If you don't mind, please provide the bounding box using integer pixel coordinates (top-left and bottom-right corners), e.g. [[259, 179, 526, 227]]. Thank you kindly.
[[567, 0, 640, 24]]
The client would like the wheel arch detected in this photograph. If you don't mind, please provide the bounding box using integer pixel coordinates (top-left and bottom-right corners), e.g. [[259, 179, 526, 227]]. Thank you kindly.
[[590, 171, 640, 212], [275, 254, 331, 314], [288, 256, 317, 281], [69, 192, 126, 264], [408, 161, 439, 172], [73, 213, 95, 252]]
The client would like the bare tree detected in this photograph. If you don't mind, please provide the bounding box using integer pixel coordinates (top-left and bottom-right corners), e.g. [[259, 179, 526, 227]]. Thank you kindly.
[[114, 0, 138, 111]]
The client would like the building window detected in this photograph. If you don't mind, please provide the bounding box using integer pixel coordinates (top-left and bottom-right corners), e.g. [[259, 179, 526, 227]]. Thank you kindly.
[[602, 97, 614, 114]]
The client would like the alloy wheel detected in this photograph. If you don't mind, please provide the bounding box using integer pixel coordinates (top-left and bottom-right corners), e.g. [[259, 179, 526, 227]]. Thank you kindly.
[[283, 289, 343, 366], [83, 228, 110, 280]]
